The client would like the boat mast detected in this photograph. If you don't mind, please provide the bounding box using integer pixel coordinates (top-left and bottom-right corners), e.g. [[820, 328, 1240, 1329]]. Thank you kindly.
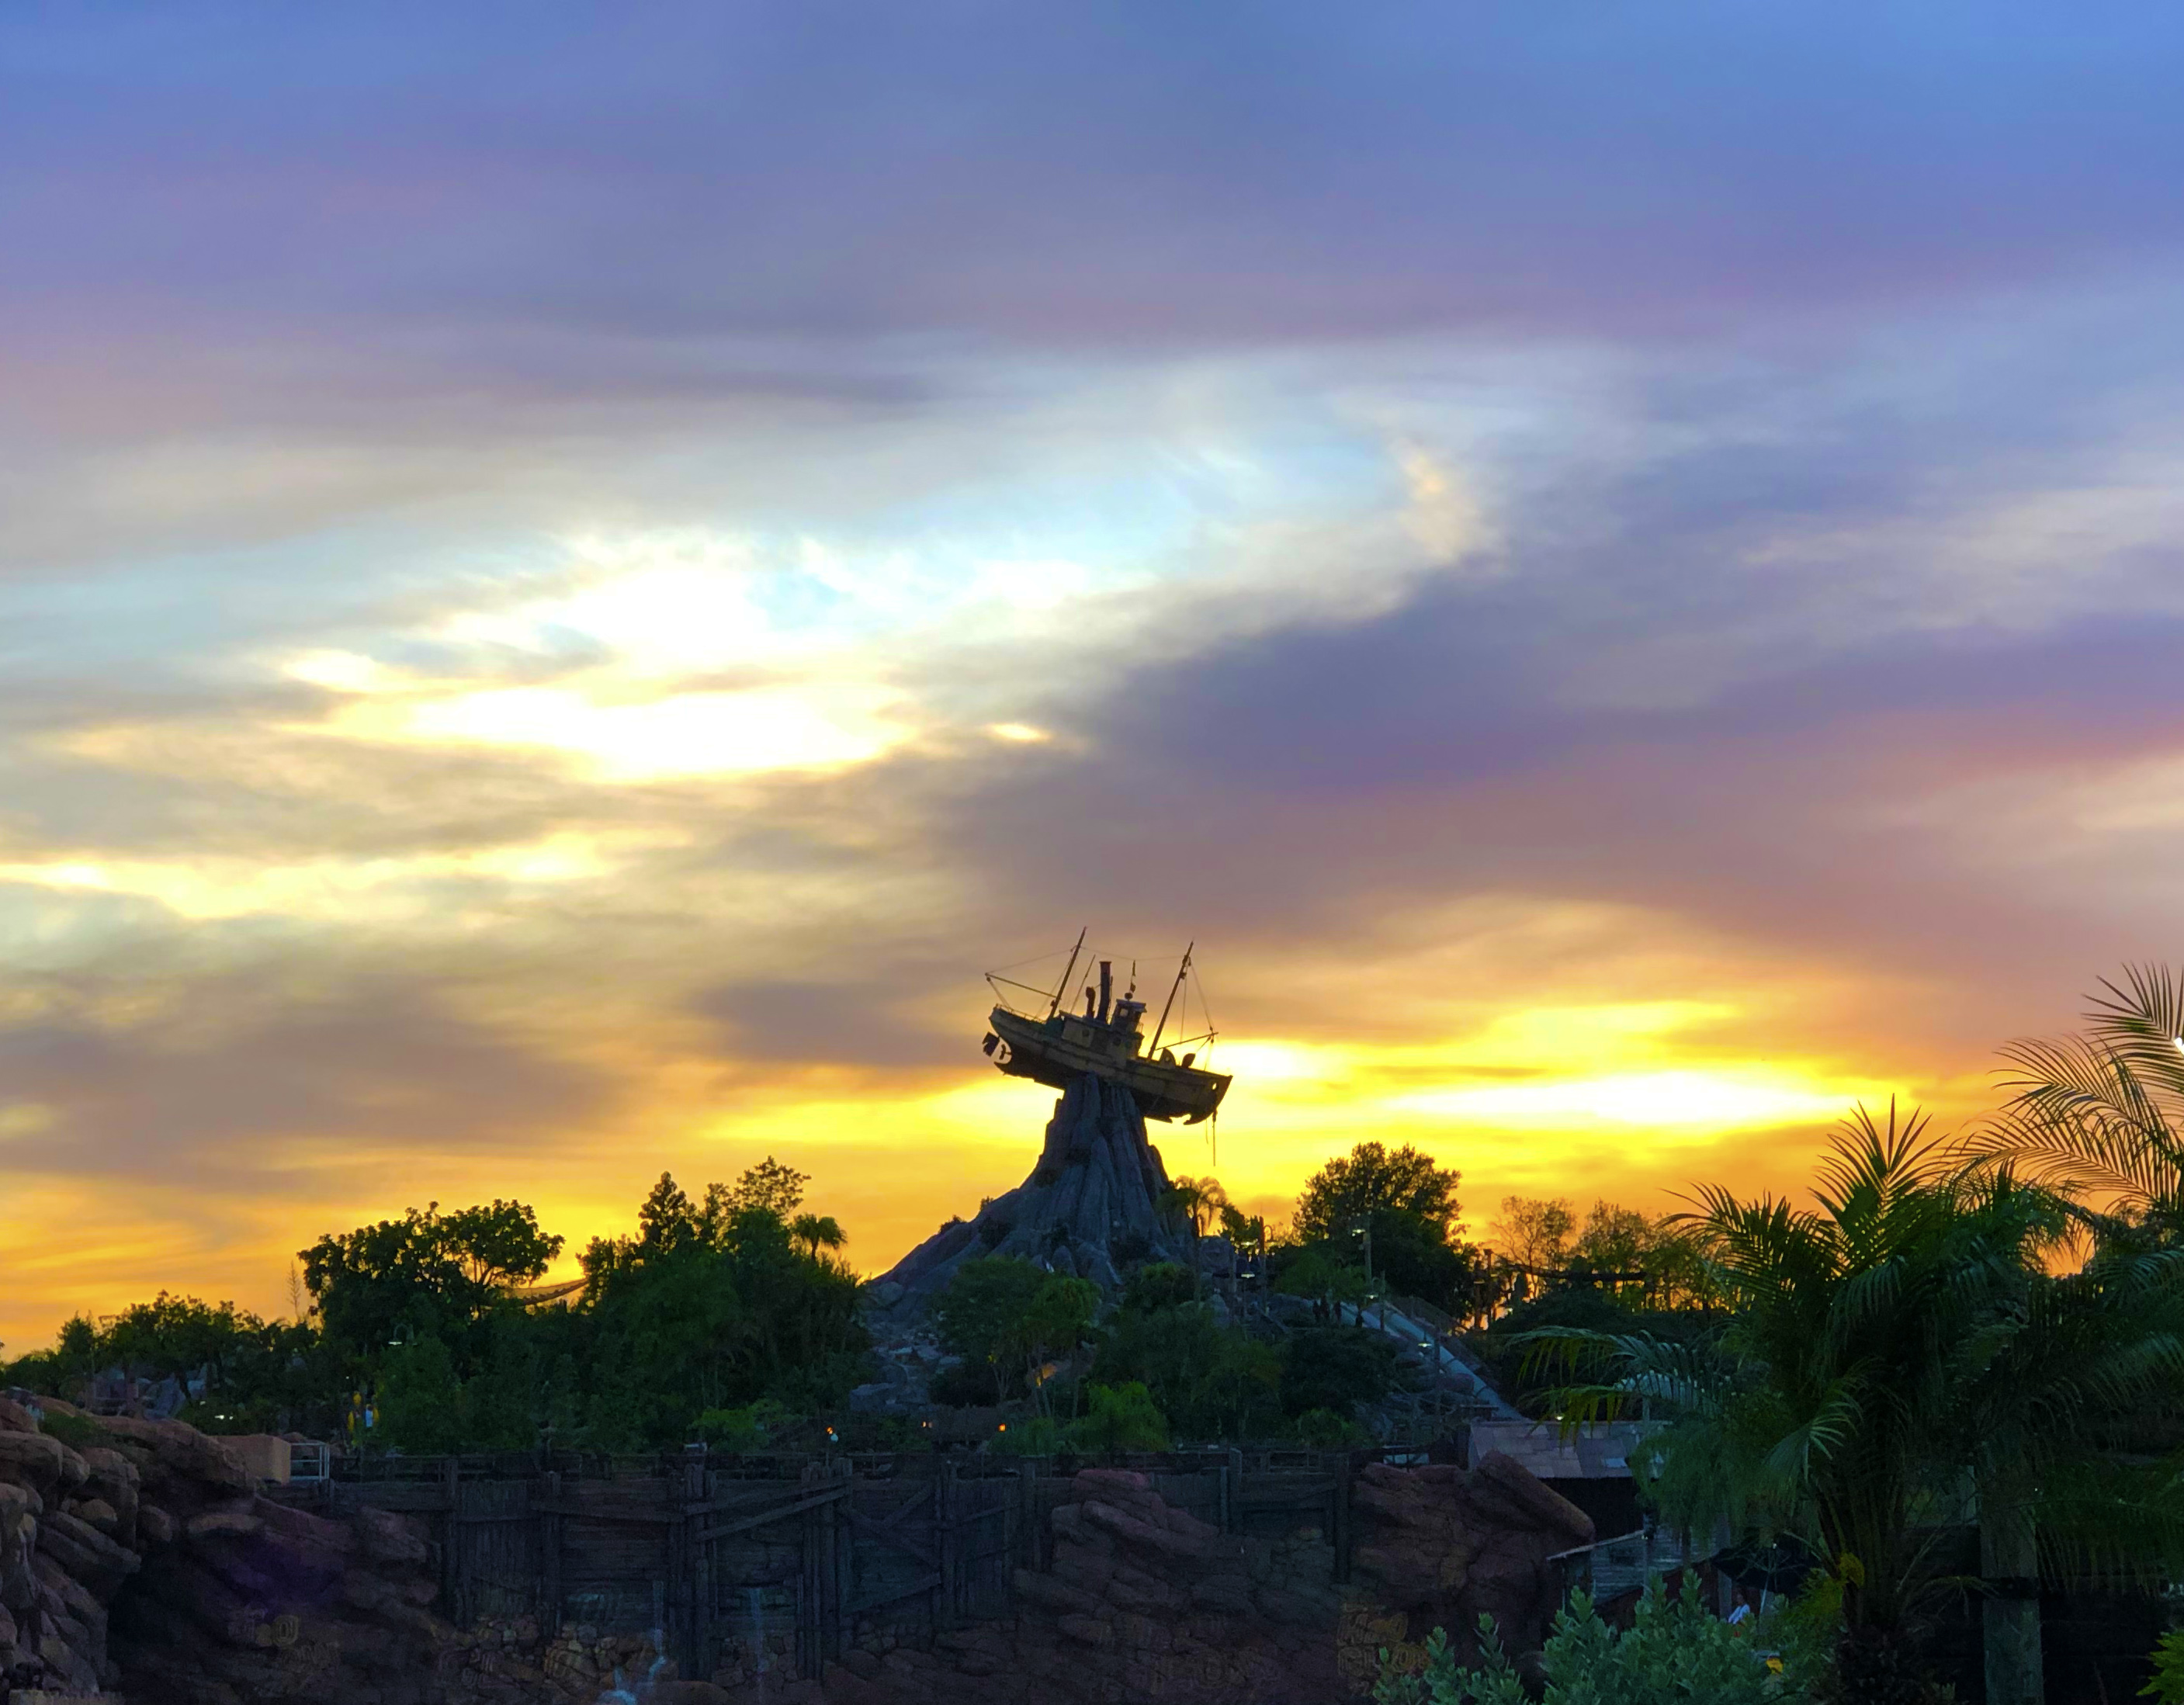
[[1046, 927, 1088, 1019], [1148, 941, 1193, 1052]]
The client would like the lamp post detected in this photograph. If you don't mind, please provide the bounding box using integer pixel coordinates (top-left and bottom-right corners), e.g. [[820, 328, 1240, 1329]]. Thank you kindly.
[[1349, 1217, 1374, 1329]]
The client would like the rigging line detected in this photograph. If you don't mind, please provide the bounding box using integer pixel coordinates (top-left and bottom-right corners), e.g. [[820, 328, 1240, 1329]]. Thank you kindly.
[[987, 948, 1073, 974], [986, 975, 1053, 996]]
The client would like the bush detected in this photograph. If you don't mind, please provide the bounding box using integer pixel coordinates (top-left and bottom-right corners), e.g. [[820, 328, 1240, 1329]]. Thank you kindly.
[[1121, 1263, 1197, 1314], [2146, 1630, 2184, 1705], [1068, 1381, 1170, 1452], [36, 1411, 103, 1452], [695, 1398, 800, 1451], [1292, 1406, 1362, 1449], [1375, 1581, 1796, 1705], [1280, 1326, 1402, 1417], [993, 1415, 1063, 1455]]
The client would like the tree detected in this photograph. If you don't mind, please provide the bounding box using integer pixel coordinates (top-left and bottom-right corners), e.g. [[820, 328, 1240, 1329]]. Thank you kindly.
[[1279, 1327, 1402, 1419], [1975, 963, 2184, 1241], [1017, 1274, 1100, 1418], [581, 1168, 866, 1441], [1489, 1196, 1575, 1271], [1091, 1270, 1281, 1439], [1219, 1204, 1267, 1286], [300, 1199, 562, 1372], [1277, 1246, 1370, 1322], [1544, 1106, 2184, 1705], [791, 1215, 846, 1258], [102, 1294, 261, 1385], [931, 1257, 1047, 1403], [725, 1156, 810, 1221], [374, 1336, 465, 1454], [1293, 1142, 1476, 1311], [1295, 1143, 1461, 1244], [1164, 1175, 1229, 1287]]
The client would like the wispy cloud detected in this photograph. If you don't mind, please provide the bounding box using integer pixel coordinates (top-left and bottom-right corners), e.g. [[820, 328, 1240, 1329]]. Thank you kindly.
[[4, 5, 2184, 1343]]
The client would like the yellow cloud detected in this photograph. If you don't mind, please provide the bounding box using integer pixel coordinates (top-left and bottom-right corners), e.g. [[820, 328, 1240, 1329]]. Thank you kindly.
[[1390, 1069, 1846, 1135], [0, 828, 677, 920], [310, 681, 910, 782]]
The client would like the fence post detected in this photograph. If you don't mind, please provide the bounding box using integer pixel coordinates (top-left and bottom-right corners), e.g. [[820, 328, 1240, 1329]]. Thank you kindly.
[[1225, 1447, 1243, 1536], [834, 1457, 855, 1660], [798, 1460, 824, 1678], [1016, 1459, 1038, 1573], [543, 1470, 561, 1636], [1329, 1453, 1353, 1585], [934, 1461, 958, 1634], [682, 1450, 706, 1680], [442, 1457, 463, 1622]]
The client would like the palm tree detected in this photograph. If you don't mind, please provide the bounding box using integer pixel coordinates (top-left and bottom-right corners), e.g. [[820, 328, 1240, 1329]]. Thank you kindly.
[[1543, 1105, 2184, 1705], [789, 1214, 847, 1260], [1975, 964, 2184, 1240], [1163, 1176, 1228, 1291]]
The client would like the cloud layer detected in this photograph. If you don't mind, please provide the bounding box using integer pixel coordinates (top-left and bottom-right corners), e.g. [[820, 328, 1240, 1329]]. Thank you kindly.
[[4, 5, 2184, 1344]]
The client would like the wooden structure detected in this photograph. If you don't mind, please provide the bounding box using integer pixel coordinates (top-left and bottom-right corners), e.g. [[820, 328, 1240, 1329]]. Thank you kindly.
[[281, 1450, 1354, 1678]]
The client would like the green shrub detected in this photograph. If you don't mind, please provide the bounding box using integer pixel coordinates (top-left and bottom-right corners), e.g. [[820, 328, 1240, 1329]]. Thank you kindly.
[[2143, 1629, 2184, 1703], [1376, 1580, 1798, 1705], [1280, 1326, 1402, 1417], [1292, 1406, 1362, 1449], [37, 1410, 104, 1452], [1067, 1381, 1170, 1452], [695, 1398, 799, 1451], [993, 1415, 1062, 1455]]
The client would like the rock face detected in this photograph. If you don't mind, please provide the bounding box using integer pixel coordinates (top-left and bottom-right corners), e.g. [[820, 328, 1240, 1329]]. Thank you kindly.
[[876, 1075, 1195, 1313], [0, 1399, 452, 1702], [1345, 1454, 1596, 1682]]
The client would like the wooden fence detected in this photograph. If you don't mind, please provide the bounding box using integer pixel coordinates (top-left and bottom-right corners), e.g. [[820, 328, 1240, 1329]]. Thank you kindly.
[[283, 1451, 1354, 1679]]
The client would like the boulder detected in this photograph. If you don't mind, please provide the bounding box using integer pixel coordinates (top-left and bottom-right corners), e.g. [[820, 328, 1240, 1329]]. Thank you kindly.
[[0, 1430, 67, 1492], [68, 1496, 120, 1535], [95, 1416, 252, 1493], [353, 1504, 428, 1565], [35, 1506, 140, 1593]]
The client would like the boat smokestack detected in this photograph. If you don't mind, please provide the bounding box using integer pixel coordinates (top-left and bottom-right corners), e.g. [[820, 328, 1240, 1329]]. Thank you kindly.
[[1097, 961, 1112, 1023]]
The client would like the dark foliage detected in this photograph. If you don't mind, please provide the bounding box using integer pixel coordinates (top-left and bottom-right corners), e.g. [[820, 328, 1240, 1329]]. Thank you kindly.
[[1278, 1326, 1402, 1417], [3, 1156, 870, 1454]]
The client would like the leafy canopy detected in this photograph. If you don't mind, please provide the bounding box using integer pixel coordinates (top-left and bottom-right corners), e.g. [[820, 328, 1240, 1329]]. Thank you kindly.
[[1295, 1142, 1461, 1244], [300, 1199, 562, 1370]]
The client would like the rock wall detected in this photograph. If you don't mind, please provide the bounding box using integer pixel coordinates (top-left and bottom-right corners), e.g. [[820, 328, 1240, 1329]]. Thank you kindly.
[[0, 1396, 452, 1703]]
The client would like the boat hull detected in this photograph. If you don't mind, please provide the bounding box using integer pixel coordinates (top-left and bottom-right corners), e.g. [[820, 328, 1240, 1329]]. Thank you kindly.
[[986, 1006, 1231, 1123]]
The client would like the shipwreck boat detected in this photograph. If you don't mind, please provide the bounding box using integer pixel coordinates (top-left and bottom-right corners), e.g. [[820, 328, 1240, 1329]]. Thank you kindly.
[[981, 931, 1232, 1123]]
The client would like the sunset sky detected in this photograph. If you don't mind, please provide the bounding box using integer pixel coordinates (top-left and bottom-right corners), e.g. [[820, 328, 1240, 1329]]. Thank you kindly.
[[6, 7, 2184, 1348]]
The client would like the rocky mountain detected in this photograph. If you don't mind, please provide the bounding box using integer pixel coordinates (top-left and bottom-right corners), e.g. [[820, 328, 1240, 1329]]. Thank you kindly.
[[868, 1075, 1198, 1319]]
